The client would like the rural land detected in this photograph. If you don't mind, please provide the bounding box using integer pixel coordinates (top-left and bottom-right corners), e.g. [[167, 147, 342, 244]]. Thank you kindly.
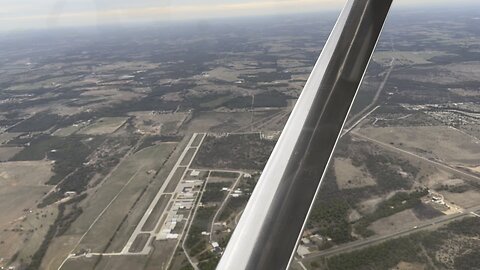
[[0, 6, 480, 270]]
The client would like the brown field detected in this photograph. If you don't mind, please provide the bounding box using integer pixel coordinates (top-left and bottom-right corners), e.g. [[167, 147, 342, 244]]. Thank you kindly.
[[41, 235, 81, 270], [0, 132, 21, 144], [206, 67, 240, 82], [368, 209, 421, 235], [393, 261, 427, 270], [0, 160, 55, 265], [439, 190, 480, 209], [358, 126, 480, 166], [0, 146, 23, 161], [65, 143, 176, 254], [333, 157, 375, 190], [129, 111, 189, 135], [77, 117, 129, 135], [0, 160, 53, 186]]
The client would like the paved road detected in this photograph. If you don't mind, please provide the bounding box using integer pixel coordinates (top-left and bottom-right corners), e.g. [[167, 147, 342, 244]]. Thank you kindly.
[[301, 205, 480, 262], [210, 173, 243, 243], [123, 133, 206, 255]]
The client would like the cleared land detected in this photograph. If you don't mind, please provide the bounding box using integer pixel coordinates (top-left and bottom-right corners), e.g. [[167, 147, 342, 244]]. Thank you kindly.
[[358, 126, 480, 166], [0, 146, 23, 161], [77, 117, 129, 135], [368, 209, 421, 235], [0, 132, 21, 144], [52, 124, 86, 136], [0, 160, 53, 186], [65, 143, 176, 254], [334, 157, 375, 189], [0, 160, 55, 263], [129, 111, 188, 135], [439, 190, 480, 209]]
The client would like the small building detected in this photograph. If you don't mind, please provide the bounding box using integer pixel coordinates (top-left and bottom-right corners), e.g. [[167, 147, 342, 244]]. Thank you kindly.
[[166, 233, 179, 239], [190, 170, 200, 177], [64, 191, 77, 197]]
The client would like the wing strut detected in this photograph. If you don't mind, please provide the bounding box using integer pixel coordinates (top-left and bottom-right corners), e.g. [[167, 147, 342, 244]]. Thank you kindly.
[[218, 0, 392, 269]]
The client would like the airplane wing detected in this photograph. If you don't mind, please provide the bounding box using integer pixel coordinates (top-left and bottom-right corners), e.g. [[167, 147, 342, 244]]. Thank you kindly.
[[218, 0, 393, 269]]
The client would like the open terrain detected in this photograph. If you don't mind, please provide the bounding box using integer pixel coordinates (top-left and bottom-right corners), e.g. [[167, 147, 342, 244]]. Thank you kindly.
[[1, 6, 480, 270]]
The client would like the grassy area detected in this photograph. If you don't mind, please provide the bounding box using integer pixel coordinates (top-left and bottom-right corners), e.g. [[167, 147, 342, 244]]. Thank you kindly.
[[68, 143, 176, 254], [185, 206, 216, 257], [209, 171, 238, 178], [201, 182, 229, 204], [218, 196, 248, 222], [354, 189, 428, 237]]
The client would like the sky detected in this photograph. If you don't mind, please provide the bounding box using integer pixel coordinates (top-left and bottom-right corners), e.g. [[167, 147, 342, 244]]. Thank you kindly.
[[0, 0, 478, 32]]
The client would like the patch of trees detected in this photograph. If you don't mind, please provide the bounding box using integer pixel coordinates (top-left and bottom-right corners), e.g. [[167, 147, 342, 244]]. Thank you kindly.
[[198, 256, 220, 270], [186, 206, 216, 256], [308, 169, 354, 244], [443, 217, 480, 236], [193, 133, 275, 170], [364, 154, 418, 191], [12, 135, 104, 185], [454, 249, 480, 269], [219, 196, 248, 222], [309, 197, 353, 244], [38, 136, 136, 207], [8, 113, 62, 133], [201, 182, 229, 203], [437, 184, 470, 193]]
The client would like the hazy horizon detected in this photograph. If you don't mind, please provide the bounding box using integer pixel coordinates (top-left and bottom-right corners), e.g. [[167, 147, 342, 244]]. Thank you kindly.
[[1, 0, 479, 33]]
